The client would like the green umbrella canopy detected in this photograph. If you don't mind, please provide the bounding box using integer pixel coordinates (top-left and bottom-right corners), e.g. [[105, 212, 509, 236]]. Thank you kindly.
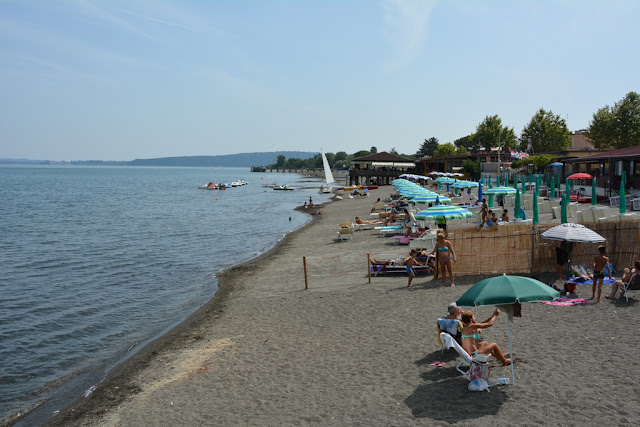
[[620, 172, 627, 214], [561, 194, 568, 224], [550, 178, 556, 198], [456, 274, 560, 307], [514, 189, 521, 219], [591, 178, 597, 206]]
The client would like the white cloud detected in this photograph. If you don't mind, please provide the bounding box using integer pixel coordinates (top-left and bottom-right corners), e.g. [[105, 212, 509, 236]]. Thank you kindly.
[[381, 0, 436, 72]]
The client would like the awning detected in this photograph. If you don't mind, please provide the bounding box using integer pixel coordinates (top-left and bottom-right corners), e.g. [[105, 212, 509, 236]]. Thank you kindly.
[[371, 162, 416, 167]]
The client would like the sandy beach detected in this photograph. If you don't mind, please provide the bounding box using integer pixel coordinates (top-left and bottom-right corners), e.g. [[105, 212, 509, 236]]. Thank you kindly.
[[41, 187, 640, 426]]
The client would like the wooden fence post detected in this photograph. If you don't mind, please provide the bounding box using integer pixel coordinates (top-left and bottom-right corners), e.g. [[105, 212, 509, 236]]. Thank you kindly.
[[303, 257, 309, 289]]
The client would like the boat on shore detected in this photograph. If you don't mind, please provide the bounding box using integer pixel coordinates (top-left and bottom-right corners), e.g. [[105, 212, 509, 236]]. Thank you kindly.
[[320, 149, 334, 194], [273, 185, 295, 191]]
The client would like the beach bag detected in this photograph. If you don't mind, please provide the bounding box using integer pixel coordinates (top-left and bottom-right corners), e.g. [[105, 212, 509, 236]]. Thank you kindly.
[[564, 282, 576, 294], [469, 360, 490, 382]]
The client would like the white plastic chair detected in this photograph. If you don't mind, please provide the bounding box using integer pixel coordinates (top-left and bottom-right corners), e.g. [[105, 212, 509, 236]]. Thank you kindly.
[[440, 332, 472, 375], [623, 274, 640, 302]]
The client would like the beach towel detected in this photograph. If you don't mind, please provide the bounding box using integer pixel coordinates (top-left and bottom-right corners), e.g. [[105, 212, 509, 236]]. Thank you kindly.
[[541, 296, 590, 306]]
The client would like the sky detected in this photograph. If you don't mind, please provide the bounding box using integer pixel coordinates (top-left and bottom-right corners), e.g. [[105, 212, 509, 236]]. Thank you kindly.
[[1, 0, 639, 161]]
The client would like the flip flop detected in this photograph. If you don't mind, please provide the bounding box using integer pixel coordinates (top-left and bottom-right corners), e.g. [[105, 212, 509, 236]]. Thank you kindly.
[[430, 361, 446, 367]]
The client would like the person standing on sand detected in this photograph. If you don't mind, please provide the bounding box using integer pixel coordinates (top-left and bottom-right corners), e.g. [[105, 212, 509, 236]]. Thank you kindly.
[[480, 198, 488, 225], [428, 232, 457, 287], [555, 241, 570, 281], [592, 245, 609, 302], [404, 249, 424, 288]]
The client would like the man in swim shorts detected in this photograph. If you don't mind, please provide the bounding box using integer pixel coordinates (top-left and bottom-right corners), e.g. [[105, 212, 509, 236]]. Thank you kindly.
[[592, 245, 609, 303]]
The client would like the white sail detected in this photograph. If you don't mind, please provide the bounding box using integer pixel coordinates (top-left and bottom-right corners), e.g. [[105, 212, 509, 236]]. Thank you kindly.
[[321, 149, 335, 186]]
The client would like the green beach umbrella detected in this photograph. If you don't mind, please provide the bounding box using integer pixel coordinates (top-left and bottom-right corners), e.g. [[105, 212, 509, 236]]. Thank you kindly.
[[591, 178, 597, 206], [514, 189, 521, 219], [456, 274, 560, 385], [496, 174, 501, 187], [533, 190, 539, 225], [514, 174, 518, 190], [483, 187, 517, 196], [561, 194, 568, 224], [550, 178, 556, 199], [620, 171, 627, 214], [521, 179, 526, 194]]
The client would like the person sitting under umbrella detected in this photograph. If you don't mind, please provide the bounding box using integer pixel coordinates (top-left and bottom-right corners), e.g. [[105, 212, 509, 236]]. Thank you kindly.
[[461, 309, 513, 366]]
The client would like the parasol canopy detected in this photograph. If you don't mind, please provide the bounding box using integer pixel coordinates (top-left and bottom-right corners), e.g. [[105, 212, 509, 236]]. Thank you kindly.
[[567, 173, 592, 180], [541, 222, 606, 243], [456, 274, 560, 385], [414, 205, 473, 220]]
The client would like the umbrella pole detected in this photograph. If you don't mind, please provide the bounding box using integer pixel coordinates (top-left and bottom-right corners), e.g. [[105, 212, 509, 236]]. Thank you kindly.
[[508, 317, 515, 385]]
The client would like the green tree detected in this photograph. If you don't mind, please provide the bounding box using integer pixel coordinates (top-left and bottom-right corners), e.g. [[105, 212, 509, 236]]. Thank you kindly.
[[370, 146, 378, 154], [352, 150, 371, 158], [275, 155, 286, 169], [389, 147, 398, 155], [521, 108, 571, 153], [454, 135, 473, 150], [585, 91, 640, 149], [416, 137, 439, 157], [455, 145, 468, 155], [433, 143, 457, 158], [472, 115, 517, 150], [462, 159, 481, 180], [335, 151, 348, 162], [511, 154, 557, 171]]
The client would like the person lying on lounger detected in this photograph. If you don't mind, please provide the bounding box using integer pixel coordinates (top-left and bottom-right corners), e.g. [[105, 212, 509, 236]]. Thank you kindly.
[[355, 216, 382, 224]]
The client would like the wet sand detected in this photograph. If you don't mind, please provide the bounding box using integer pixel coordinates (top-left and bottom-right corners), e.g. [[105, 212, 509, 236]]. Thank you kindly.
[[42, 187, 640, 426]]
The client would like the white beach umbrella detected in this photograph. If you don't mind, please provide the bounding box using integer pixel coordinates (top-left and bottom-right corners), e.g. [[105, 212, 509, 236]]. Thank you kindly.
[[540, 223, 605, 243]]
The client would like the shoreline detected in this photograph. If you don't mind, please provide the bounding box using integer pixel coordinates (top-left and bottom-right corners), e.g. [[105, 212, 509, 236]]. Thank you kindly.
[[27, 187, 640, 426]]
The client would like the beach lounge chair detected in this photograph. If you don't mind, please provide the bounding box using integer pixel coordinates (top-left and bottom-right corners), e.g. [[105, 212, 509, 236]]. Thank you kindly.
[[622, 274, 640, 302], [373, 202, 385, 211], [593, 209, 606, 221], [337, 227, 354, 241], [440, 332, 473, 375]]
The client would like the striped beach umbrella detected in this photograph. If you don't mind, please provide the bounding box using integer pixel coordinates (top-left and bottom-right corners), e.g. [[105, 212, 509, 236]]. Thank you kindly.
[[415, 205, 474, 221], [483, 186, 517, 196]]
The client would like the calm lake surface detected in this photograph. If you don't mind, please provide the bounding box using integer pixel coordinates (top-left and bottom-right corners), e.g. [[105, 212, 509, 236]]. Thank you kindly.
[[0, 165, 327, 425]]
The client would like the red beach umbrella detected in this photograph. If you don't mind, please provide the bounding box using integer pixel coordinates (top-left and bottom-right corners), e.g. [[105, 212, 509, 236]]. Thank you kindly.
[[566, 173, 592, 180]]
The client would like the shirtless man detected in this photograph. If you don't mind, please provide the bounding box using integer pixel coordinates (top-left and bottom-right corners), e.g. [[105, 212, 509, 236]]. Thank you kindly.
[[592, 245, 609, 302], [480, 198, 488, 225], [405, 249, 424, 288]]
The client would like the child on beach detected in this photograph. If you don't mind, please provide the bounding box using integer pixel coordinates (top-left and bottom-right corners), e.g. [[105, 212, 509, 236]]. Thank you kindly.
[[592, 245, 609, 302], [404, 249, 424, 288]]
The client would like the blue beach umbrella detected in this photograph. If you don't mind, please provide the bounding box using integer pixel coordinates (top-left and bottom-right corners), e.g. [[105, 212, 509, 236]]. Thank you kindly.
[[478, 179, 483, 203]]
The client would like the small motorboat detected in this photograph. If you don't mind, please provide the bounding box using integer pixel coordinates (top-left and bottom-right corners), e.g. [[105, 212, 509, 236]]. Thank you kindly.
[[273, 185, 295, 191]]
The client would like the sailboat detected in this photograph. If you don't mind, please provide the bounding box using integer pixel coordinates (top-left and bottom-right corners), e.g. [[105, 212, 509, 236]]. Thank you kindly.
[[320, 149, 335, 194]]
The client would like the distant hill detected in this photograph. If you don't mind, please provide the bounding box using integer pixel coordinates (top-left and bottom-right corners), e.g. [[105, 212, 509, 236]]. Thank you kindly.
[[1, 152, 318, 167], [129, 152, 317, 167]]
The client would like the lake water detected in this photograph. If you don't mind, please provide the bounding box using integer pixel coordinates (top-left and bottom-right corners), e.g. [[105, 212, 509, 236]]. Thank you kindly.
[[0, 166, 327, 425]]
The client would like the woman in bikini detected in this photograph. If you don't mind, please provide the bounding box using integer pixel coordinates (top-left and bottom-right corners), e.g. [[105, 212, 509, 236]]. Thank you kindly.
[[428, 231, 457, 286], [461, 309, 512, 366]]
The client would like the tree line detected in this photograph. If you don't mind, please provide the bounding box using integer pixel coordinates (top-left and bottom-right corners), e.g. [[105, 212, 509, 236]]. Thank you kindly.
[[271, 91, 639, 173]]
